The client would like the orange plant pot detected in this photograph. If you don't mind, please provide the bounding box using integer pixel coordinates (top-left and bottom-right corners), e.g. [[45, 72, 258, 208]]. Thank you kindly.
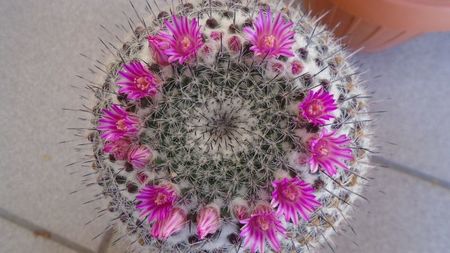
[[303, 0, 450, 52]]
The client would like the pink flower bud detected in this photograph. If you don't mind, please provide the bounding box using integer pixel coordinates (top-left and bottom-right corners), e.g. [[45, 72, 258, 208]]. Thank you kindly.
[[103, 138, 132, 160], [136, 171, 149, 184], [228, 35, 242, 53], [271, 61, 284, 74], [230, 198, 250, 221], [201, 44, 213, 55], [127, 145, 152, 169], [297, 152, 309, 165], [196, 205, 221, 240], [210, 31, 222, 41], [151, 208, 187, 240], [291, 60, 304, 75], [148, 35, 170, 66]]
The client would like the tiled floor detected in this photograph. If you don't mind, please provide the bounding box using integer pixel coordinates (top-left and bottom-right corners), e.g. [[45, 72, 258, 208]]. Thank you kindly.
[[0, 218, 77, 253], [356, 35, 450, 183], [0, 1, 449, 253], [327, 164, 450, 253]]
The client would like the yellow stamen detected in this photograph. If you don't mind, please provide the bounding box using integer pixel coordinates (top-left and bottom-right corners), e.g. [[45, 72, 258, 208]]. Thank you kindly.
[[257, 216, 270, 231], [181, 36, 192, 51], [307, 100, 324, 117], [263, 35, 276, 48], [282, 184, 299, 201], [136, 76, 149, 91], [318, 142, 329, 156], [155, 192, 168, 205], [116, 119, 127, 131]]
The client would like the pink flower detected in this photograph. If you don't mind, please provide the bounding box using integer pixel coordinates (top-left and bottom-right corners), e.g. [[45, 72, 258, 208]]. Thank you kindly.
[[271, 177, 320, 224], [136, 184, 178, 222], [103, 138, 132, 160], [97, 104, 140, 141], [243, 9, 295, 58], [160, 16, 204, 64], [148, 34, 170, 66], [117, 61, 160, 100], [151, 208, 187, 240], [299, 88, 337, 126], [240, 202, 286, 253], [127, 145, 152, 169], [308, 130, 353, 175], [196, 205, 221, 240]]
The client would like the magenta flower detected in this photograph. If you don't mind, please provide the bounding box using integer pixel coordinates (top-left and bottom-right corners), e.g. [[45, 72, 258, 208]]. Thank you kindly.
[[160, 16, 204, 64], [271, 177, 320, 224], [97, 104, 140, 141], [196, 205, 221, 240], [136, 184, 178, 222], [298, 88, 337, 126], [148, 34, 170, 66], [243, 9, 295, 58], [240, 202, 286, 253], [308, 130, 353, 175], [151, 208, 187, 240], [103, 138, 132, 160], [116, 61, 160, 100], [127, 144, 152, 169]]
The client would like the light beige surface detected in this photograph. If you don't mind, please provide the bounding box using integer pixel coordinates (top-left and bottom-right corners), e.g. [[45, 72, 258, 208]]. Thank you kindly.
[[0, 218, 77, 253], [0, 1, 449, 252]]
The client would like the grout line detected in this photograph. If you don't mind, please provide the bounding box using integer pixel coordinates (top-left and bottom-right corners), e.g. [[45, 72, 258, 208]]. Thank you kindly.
[[373, 155, 450, 191], [97, 227, 114, 253], [0, 207, 96, 253]]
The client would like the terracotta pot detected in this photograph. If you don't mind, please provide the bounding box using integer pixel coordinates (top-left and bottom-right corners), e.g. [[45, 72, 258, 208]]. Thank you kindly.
[[303, 0, 450, 52]]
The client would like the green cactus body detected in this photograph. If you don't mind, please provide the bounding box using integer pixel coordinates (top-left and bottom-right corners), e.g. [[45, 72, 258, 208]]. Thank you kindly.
[[75, 0, 372, 252]]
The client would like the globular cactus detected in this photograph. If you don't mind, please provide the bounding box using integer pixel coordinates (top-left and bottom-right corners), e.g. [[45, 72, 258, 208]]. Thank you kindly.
[[72, 0, 372, 252]]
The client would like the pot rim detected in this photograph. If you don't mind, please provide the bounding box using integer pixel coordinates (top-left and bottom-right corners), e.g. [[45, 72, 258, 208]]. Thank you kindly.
[[329, 0, 450, 31]]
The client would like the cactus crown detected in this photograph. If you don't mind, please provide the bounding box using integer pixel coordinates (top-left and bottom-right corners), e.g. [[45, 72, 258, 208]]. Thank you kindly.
[[74, 0, 372, 252]]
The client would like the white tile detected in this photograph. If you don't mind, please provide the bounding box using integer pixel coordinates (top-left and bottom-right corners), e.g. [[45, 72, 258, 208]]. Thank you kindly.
[[0, 218, 77, 253], [0, 0, 151, 251], [0, 0, 449, 252], [320, 167, 450, 253], [354, 33, 450, 182]]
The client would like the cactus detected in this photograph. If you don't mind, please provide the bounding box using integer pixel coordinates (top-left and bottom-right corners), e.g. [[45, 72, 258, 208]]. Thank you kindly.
[[72, 0, 372, 252]]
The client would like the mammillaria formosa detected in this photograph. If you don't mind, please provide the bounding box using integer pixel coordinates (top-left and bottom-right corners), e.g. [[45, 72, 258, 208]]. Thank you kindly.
[[71, 0, 373, 252]]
